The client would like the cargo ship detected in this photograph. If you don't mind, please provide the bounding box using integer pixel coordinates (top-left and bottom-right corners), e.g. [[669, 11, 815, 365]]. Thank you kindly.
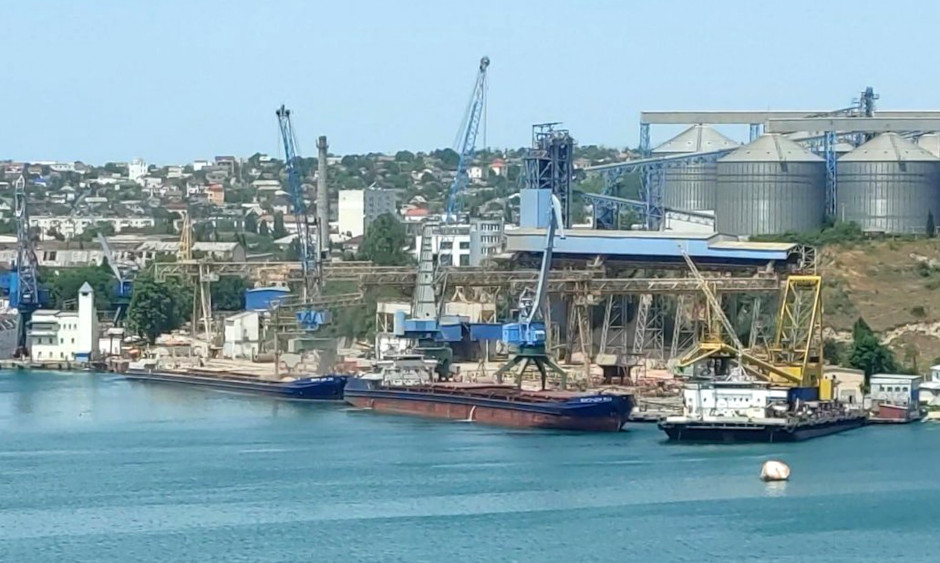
[[658, 381, 867, 443], [123, 359, 347, 401], [344, 355, 634, 432]]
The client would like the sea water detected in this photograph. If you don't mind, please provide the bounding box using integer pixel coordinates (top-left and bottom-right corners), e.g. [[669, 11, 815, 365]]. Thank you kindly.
[[1, 370, 938, 562]]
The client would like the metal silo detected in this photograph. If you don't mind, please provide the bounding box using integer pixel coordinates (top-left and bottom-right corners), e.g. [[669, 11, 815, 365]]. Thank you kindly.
[[652, 125, 739, 211], [837, 133, 940, 234], [716, 134, 826, 236], [916, 133, 940, 158]]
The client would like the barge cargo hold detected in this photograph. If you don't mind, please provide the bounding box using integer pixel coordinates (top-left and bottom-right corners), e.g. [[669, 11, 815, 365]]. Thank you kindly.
[[345, 378, 633, 432], [345, 354, 632, 432], [658, 380, 867, 443], [123, 363, 346, 401]]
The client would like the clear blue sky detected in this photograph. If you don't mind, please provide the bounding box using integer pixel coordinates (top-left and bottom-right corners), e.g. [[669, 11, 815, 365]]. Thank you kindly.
[[2, 0, 938, 164]]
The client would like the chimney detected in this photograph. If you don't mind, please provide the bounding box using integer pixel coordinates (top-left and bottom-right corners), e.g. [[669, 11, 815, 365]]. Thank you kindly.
[[317, 135, 329, 258]]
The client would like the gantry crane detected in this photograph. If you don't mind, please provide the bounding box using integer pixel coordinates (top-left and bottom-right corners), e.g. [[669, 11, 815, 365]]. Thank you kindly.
[[11, 175, 43, 355], [495, 194, 567, 390]]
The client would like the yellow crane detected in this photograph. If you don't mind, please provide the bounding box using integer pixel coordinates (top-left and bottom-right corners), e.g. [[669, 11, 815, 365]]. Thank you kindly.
[[675, 249, 823, 388]]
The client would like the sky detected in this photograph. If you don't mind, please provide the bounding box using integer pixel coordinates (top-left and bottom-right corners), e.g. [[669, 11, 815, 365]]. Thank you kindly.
[[3, 0, 940, 164]]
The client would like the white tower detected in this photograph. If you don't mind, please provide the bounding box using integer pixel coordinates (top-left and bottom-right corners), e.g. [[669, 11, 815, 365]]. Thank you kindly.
[[76, 282, 98, 363]]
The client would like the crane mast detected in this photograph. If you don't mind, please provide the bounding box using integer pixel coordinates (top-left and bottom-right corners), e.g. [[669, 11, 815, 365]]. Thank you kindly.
[[444, 56, 489, 222], [276, 105, 318, 301], [12, 175, 41, 353]]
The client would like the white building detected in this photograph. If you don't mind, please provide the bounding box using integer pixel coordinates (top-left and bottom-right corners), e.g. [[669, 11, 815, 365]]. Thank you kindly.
[[338, 187, 397, 238], [49, 162, 76, 173], [28, 282, 98, 363], [468, 166, 484, 180], [223, 311, 260, 360], [192, 159, 210, 172], [128, 159, 147, 184], [76, 282, 98, 362], [414, 223, 472, 267]]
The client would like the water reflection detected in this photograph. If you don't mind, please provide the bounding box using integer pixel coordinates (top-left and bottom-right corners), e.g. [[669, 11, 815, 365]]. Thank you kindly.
[[763, 480, 788, 497]]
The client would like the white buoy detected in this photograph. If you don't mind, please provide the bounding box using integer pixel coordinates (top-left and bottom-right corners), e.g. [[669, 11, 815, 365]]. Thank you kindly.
[[760, 460, 791, 482]]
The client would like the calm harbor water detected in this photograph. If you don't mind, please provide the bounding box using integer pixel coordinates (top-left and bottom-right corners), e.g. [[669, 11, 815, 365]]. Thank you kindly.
[[1, 371, 939, 562]]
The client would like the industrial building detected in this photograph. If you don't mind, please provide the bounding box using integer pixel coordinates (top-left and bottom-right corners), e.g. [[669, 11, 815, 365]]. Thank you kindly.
[[27, 282, 99, 363]]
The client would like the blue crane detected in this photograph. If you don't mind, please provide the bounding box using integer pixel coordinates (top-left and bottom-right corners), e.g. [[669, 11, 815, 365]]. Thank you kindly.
[[495, 194, 568, 390], [11, 175, 43, 354], [444, 56, 490, 222], [276, 105, 329, 331], [276, 105, 318, 300], [96, 233, 133, 325]]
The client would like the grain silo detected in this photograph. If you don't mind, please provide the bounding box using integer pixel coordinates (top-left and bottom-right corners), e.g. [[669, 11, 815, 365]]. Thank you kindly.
[[837, 133, 940, 234], [652, 125, 739, 211], [716, 134, 826, 236], [916, 133, 940, 158]]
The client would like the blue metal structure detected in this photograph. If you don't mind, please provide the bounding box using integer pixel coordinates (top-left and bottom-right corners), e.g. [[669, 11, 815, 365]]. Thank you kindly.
[[523, 124, 575, 228], [502, 193, 565, 348], [504, 228, 802, 267], [591, 149, 734, 230], [276, 105, 318, 300], [444, 56, 489, 222], [11, 176, 42, 353], [97, 233, 134, 325], [582, 192, 715, 230], [496, 194, 570, 390], [276, 105, 329, 331]]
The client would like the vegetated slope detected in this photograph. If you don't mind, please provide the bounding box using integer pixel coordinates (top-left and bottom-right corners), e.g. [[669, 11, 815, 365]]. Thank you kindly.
[[822, 239, 940, 365]]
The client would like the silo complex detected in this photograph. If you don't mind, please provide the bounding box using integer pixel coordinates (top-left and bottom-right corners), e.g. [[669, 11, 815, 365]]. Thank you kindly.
[[715, 134, 826, 236], [837, 133, 940, 234], [652, 125, 739, 211]]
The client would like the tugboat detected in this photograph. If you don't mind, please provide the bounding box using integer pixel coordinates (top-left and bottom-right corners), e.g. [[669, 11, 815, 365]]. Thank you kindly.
[[123, 358, 347, 400], [344, 354, 633, 432]]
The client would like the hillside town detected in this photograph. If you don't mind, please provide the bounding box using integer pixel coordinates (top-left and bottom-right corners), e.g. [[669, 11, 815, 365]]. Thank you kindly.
[[0, 145, 627, 273]]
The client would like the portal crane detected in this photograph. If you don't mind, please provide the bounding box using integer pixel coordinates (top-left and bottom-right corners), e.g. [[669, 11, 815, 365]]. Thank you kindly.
[[276, 105, 318, 301], [277, 105, 332, 332], [97, 233, 133, 325], [11, 175, 42, 354], [444, 56, 489, 222], [495, 194, 567, 390]]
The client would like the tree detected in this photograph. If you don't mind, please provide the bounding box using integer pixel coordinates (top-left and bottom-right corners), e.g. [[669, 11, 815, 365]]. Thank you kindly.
[[272, 212, 288, 239], [395, 150, 415, 163], [434, 148, 460, 170], [357, 213, 412, 266], [41, 263, 115, 312], [244, 212, 258, 234], [928, 211, 936, 238], [848, 317, 898, 378], [259, 220, 270, 237], [126, 273, 189, 343], [211, 276, 247, 311]]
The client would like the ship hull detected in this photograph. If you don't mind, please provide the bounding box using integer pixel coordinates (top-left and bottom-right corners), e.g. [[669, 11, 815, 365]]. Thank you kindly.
[[123, 370, 347, 400], [659, 416, 866, 443], [344, 379, 632, 432]]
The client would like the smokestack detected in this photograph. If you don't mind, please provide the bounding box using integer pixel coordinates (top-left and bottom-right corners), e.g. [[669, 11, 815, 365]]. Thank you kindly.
[[317, 135, 329, 258]]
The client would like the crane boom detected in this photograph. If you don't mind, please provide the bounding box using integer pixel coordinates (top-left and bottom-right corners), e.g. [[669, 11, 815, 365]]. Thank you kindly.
[[524, 194, 565, 324], [276, 105, 318, 300], [444, 56, 489, 222], [11, 175, 41, 353]]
